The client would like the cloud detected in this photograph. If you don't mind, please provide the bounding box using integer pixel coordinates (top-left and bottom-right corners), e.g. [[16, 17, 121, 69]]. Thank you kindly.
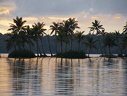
[[12, 0, 127, 17], [91, 0, 127, 15], [13, 0, 90, 16], [0, 0, 127, 34], [0, 0, 16, 16]]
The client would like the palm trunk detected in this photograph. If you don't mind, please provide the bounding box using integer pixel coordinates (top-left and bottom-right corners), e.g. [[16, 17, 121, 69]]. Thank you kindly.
[[65, 42, 68, 52], [40, 38, 46, 56], [108, 46, 112, 55], [48, 36, 53, 56], [55, 37, 58, 54], [60, 39, 63, 53], [36, 40, 41, 56], [14, 44, 16, 51], [71, 35, 73, 51], [36, 41, 39, 56], [29, 44, 31, 51], [22, 43, 25, 50], [98, 35, 103, 55], [78, 42, 80, 52], [88, 47, 91, 57]]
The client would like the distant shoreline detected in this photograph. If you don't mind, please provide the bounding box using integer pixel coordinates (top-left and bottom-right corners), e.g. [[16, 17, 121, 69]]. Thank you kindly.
[[0, 53, 119, 58]]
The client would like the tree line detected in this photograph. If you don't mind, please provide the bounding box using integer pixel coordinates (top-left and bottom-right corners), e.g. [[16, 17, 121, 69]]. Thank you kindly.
[[5, 16, 127, 57]]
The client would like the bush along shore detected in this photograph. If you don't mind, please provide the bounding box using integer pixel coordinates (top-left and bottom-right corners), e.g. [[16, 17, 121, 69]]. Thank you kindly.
[[55, 51, 87, 59], [8, 50, 35, 58], [4, 16, 127, 58]]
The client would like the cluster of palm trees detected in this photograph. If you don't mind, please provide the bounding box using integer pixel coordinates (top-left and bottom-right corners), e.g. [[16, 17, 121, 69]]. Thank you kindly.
[[5, 16, 127, 57]]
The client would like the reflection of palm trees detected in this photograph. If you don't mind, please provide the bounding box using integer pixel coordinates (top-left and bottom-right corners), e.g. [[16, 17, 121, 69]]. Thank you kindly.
[[55, 58, 74, 95], [10, 59, 26, 95], [9, 58, 43, 95]]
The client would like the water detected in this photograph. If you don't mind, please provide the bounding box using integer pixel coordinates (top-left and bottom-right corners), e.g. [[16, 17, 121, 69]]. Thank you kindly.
[[0, 56, 127, 96]]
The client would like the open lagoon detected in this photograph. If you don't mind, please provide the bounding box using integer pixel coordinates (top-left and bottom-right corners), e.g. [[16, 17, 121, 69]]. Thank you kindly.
[[0, 56, 127, 96]]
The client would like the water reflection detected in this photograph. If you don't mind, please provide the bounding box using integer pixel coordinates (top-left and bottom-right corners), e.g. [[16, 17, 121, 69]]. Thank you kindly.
[[0, 57, 127, 95]]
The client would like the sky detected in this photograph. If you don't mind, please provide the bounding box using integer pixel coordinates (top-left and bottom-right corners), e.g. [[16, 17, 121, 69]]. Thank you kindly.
[[0, 0, 127, 34]]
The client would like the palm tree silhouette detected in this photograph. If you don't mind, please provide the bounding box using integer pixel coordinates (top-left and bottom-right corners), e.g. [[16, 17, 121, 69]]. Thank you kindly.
[[8, 16, 26, 34], [25, 25, 34, 51], [114, 30, 123, 56], [50, 22, 60, 54], [57, 23, 66, 53], [7, 16, 27, 51], [123, 22, 127, 34], [103, 33, 116, 56], [89, 20, 105, 55], [5, 33, 17, 51], [64, 18, 80, 51], [32, 22, 46, 56], [75, 31, 85, 52], [84, 35, 97, 57]]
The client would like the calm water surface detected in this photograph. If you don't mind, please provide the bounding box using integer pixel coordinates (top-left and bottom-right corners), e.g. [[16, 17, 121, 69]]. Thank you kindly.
[[0, 56, 127, 96]]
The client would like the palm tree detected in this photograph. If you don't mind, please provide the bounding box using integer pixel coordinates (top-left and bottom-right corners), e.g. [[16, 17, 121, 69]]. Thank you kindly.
[[114, 30, 123, 56], [7, 16, 27, 50], [89, 20, 105, 55], [89, 20, 104, 34], [47, 34, 53, 56], [57, 23, 66, 53], [25, 25, 34, 51], [64, 18, 80, 51], [18, 30, 27, 50], [83, 35, 97, 57], [5, 33, 16, 51], [103, 33, 116, 56], [75, 31, 85, 52], [8, 16, 26, 34], [123, 22, 127, 34], [32, 22, 46, 56], [122, 34, 127, 54], [50, 22, 60, 54]]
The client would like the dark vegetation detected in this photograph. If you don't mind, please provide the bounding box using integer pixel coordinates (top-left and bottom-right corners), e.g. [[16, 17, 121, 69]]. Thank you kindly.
[[8, 50, 35, 58], [55, 50, 87, 58], [1, 16, 127, 58]]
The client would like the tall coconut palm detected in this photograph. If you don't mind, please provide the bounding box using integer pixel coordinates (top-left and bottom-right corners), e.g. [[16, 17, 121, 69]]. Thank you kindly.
[[50, 22, 60, 54], [7, 16, 27, 50], [103, 33, 116, 56], [89, 20, 105, 55], [83, 36, 97, 57], [32, 22, 46, 56], [64, 18, 80, 51], [57, 23, 66, 53], [75, 31, 85, 52], [25, 25, 34, 51]]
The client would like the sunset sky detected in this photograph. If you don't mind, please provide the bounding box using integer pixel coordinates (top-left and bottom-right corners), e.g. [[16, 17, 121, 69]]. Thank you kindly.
[[0, 0, 127, 34]]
